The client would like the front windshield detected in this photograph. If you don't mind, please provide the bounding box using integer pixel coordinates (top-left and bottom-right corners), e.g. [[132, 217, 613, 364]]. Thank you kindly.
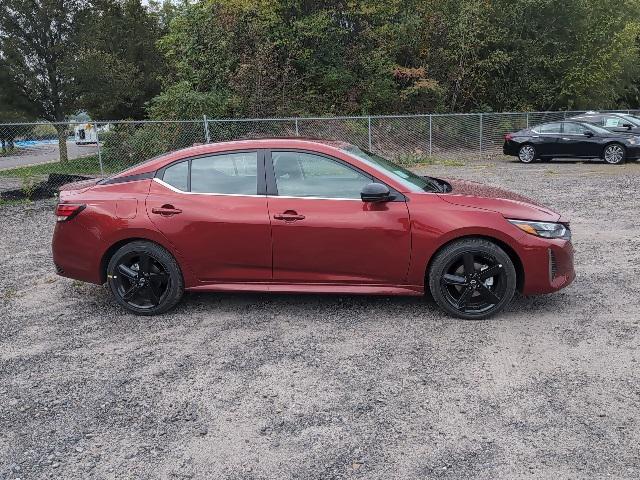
[[619, 113, 640, 126], [342, 146, 440, 192]]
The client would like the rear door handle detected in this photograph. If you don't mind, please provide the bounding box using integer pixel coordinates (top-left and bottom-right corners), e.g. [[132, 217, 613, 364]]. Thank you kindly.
[[274, 211, 305, 221], [152, 205, 182, 216]]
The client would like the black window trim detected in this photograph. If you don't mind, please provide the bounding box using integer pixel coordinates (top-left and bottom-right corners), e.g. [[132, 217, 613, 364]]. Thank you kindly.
[[154, 149, 266, 196], [265, 148, 405, 202]]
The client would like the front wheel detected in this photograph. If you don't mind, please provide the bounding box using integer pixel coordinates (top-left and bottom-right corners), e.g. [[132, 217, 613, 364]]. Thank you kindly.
[[603, 143, 626, 164], [107, 241, 184, 315], [518, 144, 536, 163], [428, 239, 517, 320]]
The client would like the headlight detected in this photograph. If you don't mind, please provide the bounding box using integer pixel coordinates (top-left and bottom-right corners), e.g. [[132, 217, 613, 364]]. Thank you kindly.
[[508, 219, 571, 240]]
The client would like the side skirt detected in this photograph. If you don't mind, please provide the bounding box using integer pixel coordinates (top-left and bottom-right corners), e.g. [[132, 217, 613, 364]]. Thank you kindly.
[[186, 282, 424, 296]]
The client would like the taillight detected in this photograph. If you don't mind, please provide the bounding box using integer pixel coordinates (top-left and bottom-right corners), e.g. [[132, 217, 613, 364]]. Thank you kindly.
[[504, 133, 513, 141], [55, 203, 85, 222]]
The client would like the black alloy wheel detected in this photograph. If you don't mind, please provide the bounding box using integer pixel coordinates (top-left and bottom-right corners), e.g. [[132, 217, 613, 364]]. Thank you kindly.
[[429, 239, 516, 320], [107, 241, 184, 315]]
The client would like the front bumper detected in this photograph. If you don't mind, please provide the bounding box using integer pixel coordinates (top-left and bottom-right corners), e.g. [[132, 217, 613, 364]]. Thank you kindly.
[[520, 236, 575, 295]]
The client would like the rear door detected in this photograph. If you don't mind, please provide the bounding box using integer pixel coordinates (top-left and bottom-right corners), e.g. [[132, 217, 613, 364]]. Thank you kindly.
[[266, 150, 411, 285], [533, 122, 563, 156], [146, 150, 272, 283]]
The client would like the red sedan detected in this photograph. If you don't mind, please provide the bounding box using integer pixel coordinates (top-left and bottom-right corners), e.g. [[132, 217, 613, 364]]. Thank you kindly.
[[52, 139, 575, 319]]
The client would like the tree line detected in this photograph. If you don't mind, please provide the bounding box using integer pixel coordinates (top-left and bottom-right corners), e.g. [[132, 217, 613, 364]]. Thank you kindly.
[[2, 0, 639, 126]]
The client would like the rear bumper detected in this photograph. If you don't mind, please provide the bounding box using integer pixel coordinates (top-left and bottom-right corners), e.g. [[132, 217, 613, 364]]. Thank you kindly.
[[520, 237, 575, 295], [52, 220, 104, 284], [503, 141, 519, 156]]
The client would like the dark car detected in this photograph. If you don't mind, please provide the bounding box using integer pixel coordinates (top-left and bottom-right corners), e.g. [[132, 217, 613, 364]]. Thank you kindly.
[[569, 111, 640, 134], [52, 138, 574, 320], [503, 121, 640, 164]]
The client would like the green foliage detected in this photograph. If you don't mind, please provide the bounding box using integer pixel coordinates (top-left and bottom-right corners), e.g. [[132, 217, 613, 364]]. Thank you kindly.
[[154, 0, 640, 117], [0, 155, 115, 178], [101, 122, 205, 166], [71, 0, 171, 120]]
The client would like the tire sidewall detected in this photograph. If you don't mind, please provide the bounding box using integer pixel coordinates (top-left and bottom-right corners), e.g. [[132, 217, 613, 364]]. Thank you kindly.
[[107, 241, 184, 315], [518, 144, 536, 163], [428, 239, 517, 320], [603, 143, 626, 164]]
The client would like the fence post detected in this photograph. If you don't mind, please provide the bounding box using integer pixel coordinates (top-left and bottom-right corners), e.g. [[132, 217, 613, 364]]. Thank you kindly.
[[429, 115, 432, 157], [526, 112, 529, 128], [367, 116, 372, 150], [479, 113, 483, 154], [95, 123, 104, 175], [203, 114, 210, 143], [295, 118, 299, 136]]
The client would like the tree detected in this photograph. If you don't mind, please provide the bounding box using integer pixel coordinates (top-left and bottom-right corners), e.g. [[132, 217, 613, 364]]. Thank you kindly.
[[0, 0, 85, 161], [72, 0, 170, 120]]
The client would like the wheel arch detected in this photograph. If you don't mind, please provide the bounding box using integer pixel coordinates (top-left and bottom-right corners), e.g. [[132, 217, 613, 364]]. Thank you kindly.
[[425, 234, 525, 292], [99, 237, 184, 285], [602, 141, 626, 157]]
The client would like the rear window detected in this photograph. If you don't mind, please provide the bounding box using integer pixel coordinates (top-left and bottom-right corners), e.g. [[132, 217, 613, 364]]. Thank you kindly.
[[535, 123, 562, 134]]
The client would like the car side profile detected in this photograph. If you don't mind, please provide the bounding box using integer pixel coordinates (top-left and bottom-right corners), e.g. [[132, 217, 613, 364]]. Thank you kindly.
[[569, 111, 640, 134], [503, 120, 640, 164], [52, 139, 575, 319]]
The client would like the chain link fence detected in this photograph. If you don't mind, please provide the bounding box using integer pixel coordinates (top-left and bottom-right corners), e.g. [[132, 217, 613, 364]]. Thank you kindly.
[[1, 110, 639, 198]]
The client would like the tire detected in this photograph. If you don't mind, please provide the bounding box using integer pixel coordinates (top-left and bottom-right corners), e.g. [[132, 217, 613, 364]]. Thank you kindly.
[[603, 143, 626, 164], [107, 240, 184, 315], [518, 144, 536, 163], [428, 238, 517, 320]]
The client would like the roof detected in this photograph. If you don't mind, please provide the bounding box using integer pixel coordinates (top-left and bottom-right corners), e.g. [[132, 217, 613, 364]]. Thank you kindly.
[[120, 137, 356, 177]]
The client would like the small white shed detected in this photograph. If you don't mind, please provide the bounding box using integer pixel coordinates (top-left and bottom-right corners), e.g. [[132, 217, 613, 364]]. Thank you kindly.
[[74, 123, 98, 145]]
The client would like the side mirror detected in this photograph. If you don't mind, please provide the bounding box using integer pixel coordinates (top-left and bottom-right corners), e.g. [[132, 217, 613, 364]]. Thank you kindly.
[[623, 123, 633, 129], [361, 183, 391, 203], [583, 130, 594, 137]]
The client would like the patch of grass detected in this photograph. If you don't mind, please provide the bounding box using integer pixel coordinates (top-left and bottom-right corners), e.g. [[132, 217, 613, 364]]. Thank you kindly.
[[0, 155, 121, 178], [396, 153, 466, 167], [0, 198, 31, 207]]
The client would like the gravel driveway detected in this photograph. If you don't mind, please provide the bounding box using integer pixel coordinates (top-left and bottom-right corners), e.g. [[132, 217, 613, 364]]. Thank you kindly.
[[1, 158, 639, 479]]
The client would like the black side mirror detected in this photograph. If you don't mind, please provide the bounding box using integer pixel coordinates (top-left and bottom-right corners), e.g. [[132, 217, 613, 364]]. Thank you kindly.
[[623, 123, 633, 129], [361, 183, 391, 203], [583, 130, 594, 137]]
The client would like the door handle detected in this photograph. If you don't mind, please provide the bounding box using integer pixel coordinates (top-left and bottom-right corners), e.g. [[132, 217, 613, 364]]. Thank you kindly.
[[152, 205, 182, 216], [274, 212, 305, 221]]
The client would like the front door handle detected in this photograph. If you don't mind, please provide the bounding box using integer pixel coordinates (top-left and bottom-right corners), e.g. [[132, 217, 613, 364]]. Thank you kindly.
[[274, 211, 305, 221], [152, 205, 182, 216]]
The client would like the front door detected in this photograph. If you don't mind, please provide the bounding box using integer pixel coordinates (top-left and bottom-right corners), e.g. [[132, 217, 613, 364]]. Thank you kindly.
[[146, 150, 272, 283], [267, 150, 411, 285], [558, 122, 595, 158]]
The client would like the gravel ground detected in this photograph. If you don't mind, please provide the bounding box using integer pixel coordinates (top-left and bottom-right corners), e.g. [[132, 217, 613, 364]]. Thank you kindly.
[[1, 158, 639, 479]]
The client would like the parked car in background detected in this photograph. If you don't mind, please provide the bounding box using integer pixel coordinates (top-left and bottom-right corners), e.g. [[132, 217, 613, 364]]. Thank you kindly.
[[569, 111, 640, 134], [52, 138, 575, 320], [503, 121, 640, 164]]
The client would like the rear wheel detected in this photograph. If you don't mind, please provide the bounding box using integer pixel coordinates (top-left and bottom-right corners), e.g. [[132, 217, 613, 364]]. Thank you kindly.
[[603, 143, 626, 164], [107, 241, 184, 315], [518, 144, 536, 163], [428, 239, 517, 320]]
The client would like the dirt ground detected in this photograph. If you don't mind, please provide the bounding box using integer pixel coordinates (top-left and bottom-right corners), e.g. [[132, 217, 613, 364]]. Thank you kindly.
[[1, 157, 639, 479]]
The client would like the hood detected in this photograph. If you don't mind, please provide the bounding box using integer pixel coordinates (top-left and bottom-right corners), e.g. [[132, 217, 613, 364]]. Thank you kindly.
[[436, 178, 561, 222]]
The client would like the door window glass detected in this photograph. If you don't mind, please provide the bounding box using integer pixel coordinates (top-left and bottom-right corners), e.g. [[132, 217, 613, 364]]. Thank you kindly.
[[536, 123, 562, 134], [162, 161, 189, 191], [604, 116, 624, 127], [191, 152, 258, 194], [272, 151, 371, 199], [563, 123, 586, 134]]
